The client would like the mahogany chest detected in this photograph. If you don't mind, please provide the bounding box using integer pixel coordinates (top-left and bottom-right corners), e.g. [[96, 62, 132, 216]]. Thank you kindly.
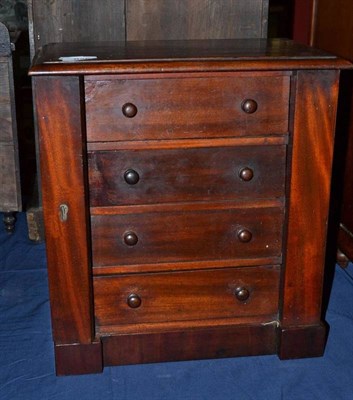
[[29, 39, 351, 375]]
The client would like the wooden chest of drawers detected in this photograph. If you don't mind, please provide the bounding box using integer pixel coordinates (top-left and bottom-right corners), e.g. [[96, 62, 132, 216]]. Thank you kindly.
[[30, 39, 351, 375]]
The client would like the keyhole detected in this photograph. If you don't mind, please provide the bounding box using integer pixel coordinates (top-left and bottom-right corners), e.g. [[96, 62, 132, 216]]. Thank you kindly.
[[59, 204, 69, 222]]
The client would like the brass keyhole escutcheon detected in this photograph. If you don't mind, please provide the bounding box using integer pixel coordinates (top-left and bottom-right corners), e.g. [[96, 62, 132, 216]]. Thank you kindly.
[[59, 204, 69, 222]]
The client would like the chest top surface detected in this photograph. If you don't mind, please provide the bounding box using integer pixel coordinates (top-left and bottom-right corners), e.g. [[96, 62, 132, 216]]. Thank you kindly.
[[29, 38, 351, 76]]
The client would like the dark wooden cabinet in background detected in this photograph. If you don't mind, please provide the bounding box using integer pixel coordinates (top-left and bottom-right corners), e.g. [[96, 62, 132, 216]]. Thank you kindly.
[[28, 0, 269, 55], [30, 39, 350, 375], [310, 0, 353, 266]]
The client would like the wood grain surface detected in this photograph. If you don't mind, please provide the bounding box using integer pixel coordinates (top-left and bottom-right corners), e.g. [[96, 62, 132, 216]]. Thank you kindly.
[[29, 0, 125, 52], [0, 144, 21, 210], [28, 0, 268, 58], [102, 323, 277, 366], [281, 70, 340, 327], [29, 39, 350, 77], [30, 39, 350, 373], [0, 29, 21, 212], [313, 0, 353, 263], [314, 0, 353, 59], [85, 75, 290, 142], [33, 76, 94, 344], [94, 266, 280, 331], [0, 62, 12, 142], [91, 204, 284, 267], [126, 0, 268, 40], [88, 145, 286, 206]]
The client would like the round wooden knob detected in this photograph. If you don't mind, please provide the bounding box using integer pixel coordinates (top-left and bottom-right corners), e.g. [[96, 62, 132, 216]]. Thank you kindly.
[[234, 287, 250, 302], [124, 169, 140, 185], [241, 99, 258, 114], [237, 229, 252, 243], [239, 167, 254, 182], [127, 294, 141, 308], [122, 103, 138, 118], [124, 231, 138, 246]]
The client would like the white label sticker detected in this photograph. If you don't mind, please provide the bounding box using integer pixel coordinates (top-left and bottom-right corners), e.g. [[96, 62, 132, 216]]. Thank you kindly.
[[58, 56, 98, 62]]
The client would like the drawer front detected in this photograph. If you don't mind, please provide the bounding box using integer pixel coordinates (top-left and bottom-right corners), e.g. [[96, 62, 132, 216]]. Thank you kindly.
[[91, 206, 284, 267], [94, 266, 280, 329], [85, 75, 290, 142], [88, 145, 286, 206]]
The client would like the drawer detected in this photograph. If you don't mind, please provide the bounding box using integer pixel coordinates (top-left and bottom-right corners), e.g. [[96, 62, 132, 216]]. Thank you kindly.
[[94, 266, 280, 331], [85, 75, 290, 142], [88, 145, 286, 206], [91, 205, 284, 267]]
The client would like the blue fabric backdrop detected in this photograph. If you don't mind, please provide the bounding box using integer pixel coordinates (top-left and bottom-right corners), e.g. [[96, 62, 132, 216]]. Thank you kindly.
[[1, 212, 353, 400]]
